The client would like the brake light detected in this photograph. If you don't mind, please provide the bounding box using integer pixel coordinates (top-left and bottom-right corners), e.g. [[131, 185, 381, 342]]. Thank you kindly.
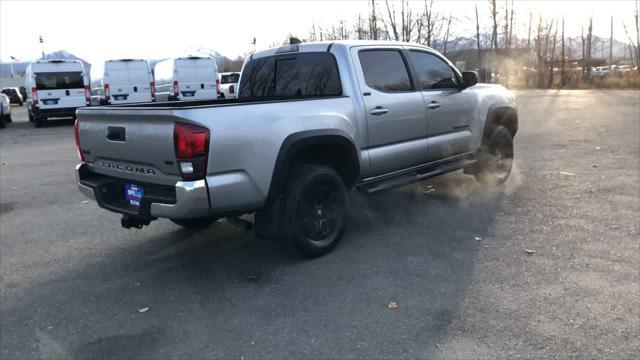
[[174, 123, 209, 180], [74, 118, 84, 161], [173, 80, 179, 97], [150, 81, 156, 101], [84, 85, 91, 104], [216, 79, 221, 97], [104, 84, 111, 102], [229, 84, 235, 94], [31, 87, 38, 105]]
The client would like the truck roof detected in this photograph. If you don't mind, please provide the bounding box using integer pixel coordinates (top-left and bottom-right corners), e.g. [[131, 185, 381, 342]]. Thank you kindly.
[[251, 40, 437, 60]]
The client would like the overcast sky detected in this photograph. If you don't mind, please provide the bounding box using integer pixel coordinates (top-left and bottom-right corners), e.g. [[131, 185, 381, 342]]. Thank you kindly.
[[1, 0, 637, 64]]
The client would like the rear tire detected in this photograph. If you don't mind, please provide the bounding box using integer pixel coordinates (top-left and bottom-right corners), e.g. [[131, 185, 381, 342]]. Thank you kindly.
[[34, 117, 46, 128], [170, 217, 218, 228], [5, 113, 11, 123], [0, 115, 5, 128], [282, 164, 349, 258], [474, 125, 514, 186]]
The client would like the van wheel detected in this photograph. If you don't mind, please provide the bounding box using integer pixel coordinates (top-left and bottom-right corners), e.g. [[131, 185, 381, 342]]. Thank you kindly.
[[282, 165, 349, 258], [474, 125, 514, 186], [34, 117, 46, 128], [170, 217, 218, 228], [5, 114, 11, 123], [0, 115, 5, 128]]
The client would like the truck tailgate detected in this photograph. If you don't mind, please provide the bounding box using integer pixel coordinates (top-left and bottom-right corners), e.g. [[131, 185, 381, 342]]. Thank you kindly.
[[76, 108, 181, 185]]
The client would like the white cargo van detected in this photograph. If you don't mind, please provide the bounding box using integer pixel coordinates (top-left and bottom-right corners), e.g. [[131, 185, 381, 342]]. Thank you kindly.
[[103, 59, 155, 104], [154, 56, 219, 102], [219, 72, 240, 99], [25, 59, 90, 127]]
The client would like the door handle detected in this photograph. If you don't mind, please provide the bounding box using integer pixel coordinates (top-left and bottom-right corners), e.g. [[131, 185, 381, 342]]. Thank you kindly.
[[427, 101, 441, 110], [370, 106, 389, 116]]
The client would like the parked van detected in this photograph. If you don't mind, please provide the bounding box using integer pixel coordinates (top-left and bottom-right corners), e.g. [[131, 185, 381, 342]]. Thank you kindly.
[[102, 59, 155, 104], [154, 56, 219, 101], [25, 59, 90, 127], [219, 72, 240, 99]]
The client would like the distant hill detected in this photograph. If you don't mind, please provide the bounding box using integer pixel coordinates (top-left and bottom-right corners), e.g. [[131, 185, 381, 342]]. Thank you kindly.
[[0, 50, 91, 77]]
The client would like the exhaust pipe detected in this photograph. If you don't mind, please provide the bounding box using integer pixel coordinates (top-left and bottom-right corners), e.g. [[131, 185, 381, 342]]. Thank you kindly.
[[121, 215, 151, 229]]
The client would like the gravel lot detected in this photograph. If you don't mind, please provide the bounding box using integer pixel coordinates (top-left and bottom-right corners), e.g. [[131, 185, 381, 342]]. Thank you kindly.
[[1, 90, 639, 359]]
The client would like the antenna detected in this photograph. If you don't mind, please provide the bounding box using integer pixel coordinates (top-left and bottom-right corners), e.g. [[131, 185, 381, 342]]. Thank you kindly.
[[39, 35, 45, 59]]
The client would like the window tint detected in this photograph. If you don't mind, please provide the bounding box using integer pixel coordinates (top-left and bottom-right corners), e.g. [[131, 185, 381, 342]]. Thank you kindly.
[[359, 50, 412, 92], [2, 88, 18, 96], [239, 52, 341, 98], [221, 73, 240, 84], [35, 72, 84, 90], [408, 51, 459, 90]]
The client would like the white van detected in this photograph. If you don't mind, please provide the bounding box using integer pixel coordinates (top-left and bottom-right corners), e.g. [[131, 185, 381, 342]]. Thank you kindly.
[[219, 72, 240, 99], [103, 59, 155, 104], [25, 59, 90, 127], [154, 56, 219, 102]]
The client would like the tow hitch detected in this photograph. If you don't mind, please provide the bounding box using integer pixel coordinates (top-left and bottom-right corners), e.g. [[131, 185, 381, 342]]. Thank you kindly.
[[121, 215, 152, 229]]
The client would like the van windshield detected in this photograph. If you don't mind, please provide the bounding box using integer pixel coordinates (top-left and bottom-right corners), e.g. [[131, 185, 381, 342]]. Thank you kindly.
[[239, 52, 342, 98], [221, 73, 240, 84], [35, 72, 84, 90]]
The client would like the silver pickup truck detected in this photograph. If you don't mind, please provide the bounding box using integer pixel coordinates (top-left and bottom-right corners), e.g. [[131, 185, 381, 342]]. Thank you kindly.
[[75, 40, 517, 257]]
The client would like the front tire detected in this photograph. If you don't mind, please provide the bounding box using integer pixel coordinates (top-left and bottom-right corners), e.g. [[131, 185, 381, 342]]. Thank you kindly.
[[474, 125, 514, 186], [282, 165, 349, 258], [170, 217, 218, 228]]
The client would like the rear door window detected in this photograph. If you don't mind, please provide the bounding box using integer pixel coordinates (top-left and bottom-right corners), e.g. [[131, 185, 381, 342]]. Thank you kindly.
[[35, 72, 84, 90], [358, 50, 412, 92], [408, 51, 460, 90], [239, 52, 341, 98]]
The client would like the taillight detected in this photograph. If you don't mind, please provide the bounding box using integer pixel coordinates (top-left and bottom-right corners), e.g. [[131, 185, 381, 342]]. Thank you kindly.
[[229, 84, 235, 94], [31, 87, 38, 105], [216, 79, 221, 97], [173, 80, 179, 97], [174, 123, 209, 180], [104, 84, 111, 102], [150, 81, 156, 101], [74, 118, 84, 161], [84, 85, 91, 104]]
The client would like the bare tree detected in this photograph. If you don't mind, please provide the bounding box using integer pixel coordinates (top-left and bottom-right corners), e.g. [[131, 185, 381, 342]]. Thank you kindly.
[[508, 0, 515, 48], [623, 20, 639, 67], [561, 18, 566, 87], [443, 15, 452, 55], [369, 0, 379, 40], [503, 0, 509, 48], [384, 0, 400, 40], [609, 16, 614, 68], [527, 12, 533, 49], [490, 0, 499, 49], [586, 17, 593, 81], [549, 25, 558, 87], [476, 3, 482, 72]]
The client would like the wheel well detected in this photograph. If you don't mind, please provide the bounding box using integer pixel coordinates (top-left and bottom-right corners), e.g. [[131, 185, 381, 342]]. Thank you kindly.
[[265, 133, 359, 207], [487, 107, 518, 138], [289, 143, 358, 188]]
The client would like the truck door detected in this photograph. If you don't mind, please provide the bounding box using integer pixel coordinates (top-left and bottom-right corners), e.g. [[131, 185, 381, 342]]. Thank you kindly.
[[406, 49, 477, 162], [351, 47, 428, 177]]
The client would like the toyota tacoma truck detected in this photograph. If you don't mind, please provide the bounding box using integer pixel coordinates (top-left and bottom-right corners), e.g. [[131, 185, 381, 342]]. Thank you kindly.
[[75, 41, 517, 257]]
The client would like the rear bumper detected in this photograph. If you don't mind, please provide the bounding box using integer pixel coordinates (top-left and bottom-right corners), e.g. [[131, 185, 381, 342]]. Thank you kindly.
[[76, 163, 210, 220], [33, 107, 81, 118]]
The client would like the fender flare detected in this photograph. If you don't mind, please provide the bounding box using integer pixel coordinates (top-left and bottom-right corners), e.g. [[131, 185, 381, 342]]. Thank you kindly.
[[483, 104, 518, 141], [264, 129, 360, 207]]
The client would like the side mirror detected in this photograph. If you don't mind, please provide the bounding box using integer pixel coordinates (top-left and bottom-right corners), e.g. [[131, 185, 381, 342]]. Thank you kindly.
[[462, 71, 479, 88]]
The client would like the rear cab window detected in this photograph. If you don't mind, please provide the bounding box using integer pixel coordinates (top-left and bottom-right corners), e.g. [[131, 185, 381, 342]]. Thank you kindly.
[[358, 50, 413, 92], [221, 73, 240, 84], [239, 52, 342, 98], [35, 72, 84, 90]]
